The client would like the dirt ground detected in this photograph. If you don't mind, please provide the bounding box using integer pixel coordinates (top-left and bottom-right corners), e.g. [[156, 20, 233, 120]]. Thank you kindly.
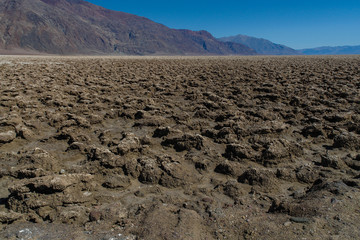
[[0, 56, 359, 240]]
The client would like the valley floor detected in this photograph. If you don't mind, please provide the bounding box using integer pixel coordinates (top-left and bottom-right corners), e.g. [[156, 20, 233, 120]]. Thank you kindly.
[[0, 56, 359, 239]]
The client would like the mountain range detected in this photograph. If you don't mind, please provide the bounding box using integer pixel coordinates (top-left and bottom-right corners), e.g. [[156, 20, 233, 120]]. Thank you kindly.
[[0, 0, 358, 56], [0, 0, 255, 55], [298, 45, 360, 55], [218, 34, 299, 55]]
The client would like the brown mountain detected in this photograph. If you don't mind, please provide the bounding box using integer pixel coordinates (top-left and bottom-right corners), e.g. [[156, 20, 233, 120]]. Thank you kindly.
[[0, 0, 256, 55]]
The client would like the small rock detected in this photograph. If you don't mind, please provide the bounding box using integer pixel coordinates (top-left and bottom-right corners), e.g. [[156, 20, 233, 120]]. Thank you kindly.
[[37, 206, 56, 221], [68, 142, 87, 153], [117, 133, 141, 155], [289, 96, 301, 106], [223, 143, 253, 161], [302, 125, 324, 138], [344, 158, 360, 171], [90, 147, 123, 168], [161, 134, 203, 152], [290, 217, 311, 223], [320, 155, 345, 169], [19, 148, 59, 172], [223, 180, 246, 200], [0, 211, 23, 223], [214, 161, 240, 176], [0, 130, 16, 143], [324, 114, 346, 123], [333, 132, 360, 150], [140, 135, 152, 145], [18, 127, 36, 140], [17, 228, 33, 239], [153, 127, 170, 138], [284, 221, 292, 227], [10, 168, 47, 179], [134, 110, 145, 119], [261, 140, 291, 162], [103, 175, 131, 189], [202, 197, 214, 203], [296, 166, 318, 183], [238, 168, 277, 189], [276, 168, 296, 181], [159, 156, 198, 187], [308, 179, 349, 195], [8, 174, 94, 195], [89, 210, 102, 222], [138, 158, 162, 184], [59, 206, 88, 224], [291, 189, 305, 199]]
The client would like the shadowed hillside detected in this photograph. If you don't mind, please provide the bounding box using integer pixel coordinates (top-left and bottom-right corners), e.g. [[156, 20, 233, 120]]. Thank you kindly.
[[0, 0, 256, 55]]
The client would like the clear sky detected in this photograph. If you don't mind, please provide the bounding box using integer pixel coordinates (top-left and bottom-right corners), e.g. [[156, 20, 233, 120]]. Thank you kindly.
[[87, 0, 360, 49]]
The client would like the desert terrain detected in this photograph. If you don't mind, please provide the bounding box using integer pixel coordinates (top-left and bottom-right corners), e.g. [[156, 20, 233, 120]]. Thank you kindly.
[[0, 56, 359, 239]]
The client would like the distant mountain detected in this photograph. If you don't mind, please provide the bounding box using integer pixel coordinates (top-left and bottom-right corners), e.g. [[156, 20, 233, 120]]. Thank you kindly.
[[298, 45, 360, 55], [218, 34, 299, 55], [0, 0, 256, 55]]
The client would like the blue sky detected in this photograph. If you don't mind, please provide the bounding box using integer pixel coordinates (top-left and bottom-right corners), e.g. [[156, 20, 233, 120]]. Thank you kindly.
[[87, 0, 360, 49]]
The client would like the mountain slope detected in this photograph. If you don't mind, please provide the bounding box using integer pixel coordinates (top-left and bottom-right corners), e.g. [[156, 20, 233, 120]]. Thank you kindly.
[[0, 0, 256, 55], [218, 34, 299, 55], [299, 45, 360, 55]]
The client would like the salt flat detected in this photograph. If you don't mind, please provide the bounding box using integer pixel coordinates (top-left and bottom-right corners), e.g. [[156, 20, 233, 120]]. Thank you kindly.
[[0, 56, 359, 239]]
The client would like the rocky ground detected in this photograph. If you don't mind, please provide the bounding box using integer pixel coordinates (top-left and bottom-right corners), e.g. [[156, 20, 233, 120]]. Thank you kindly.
[[0, 56, 359, 240]]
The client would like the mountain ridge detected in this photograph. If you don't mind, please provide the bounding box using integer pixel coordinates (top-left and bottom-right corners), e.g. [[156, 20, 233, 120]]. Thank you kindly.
[[0, 0, 256, 55], [218, 34, 300, 55]]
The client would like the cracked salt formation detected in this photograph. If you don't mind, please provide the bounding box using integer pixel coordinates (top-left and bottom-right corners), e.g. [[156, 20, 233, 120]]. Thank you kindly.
[[0, 56, 359, 239]]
